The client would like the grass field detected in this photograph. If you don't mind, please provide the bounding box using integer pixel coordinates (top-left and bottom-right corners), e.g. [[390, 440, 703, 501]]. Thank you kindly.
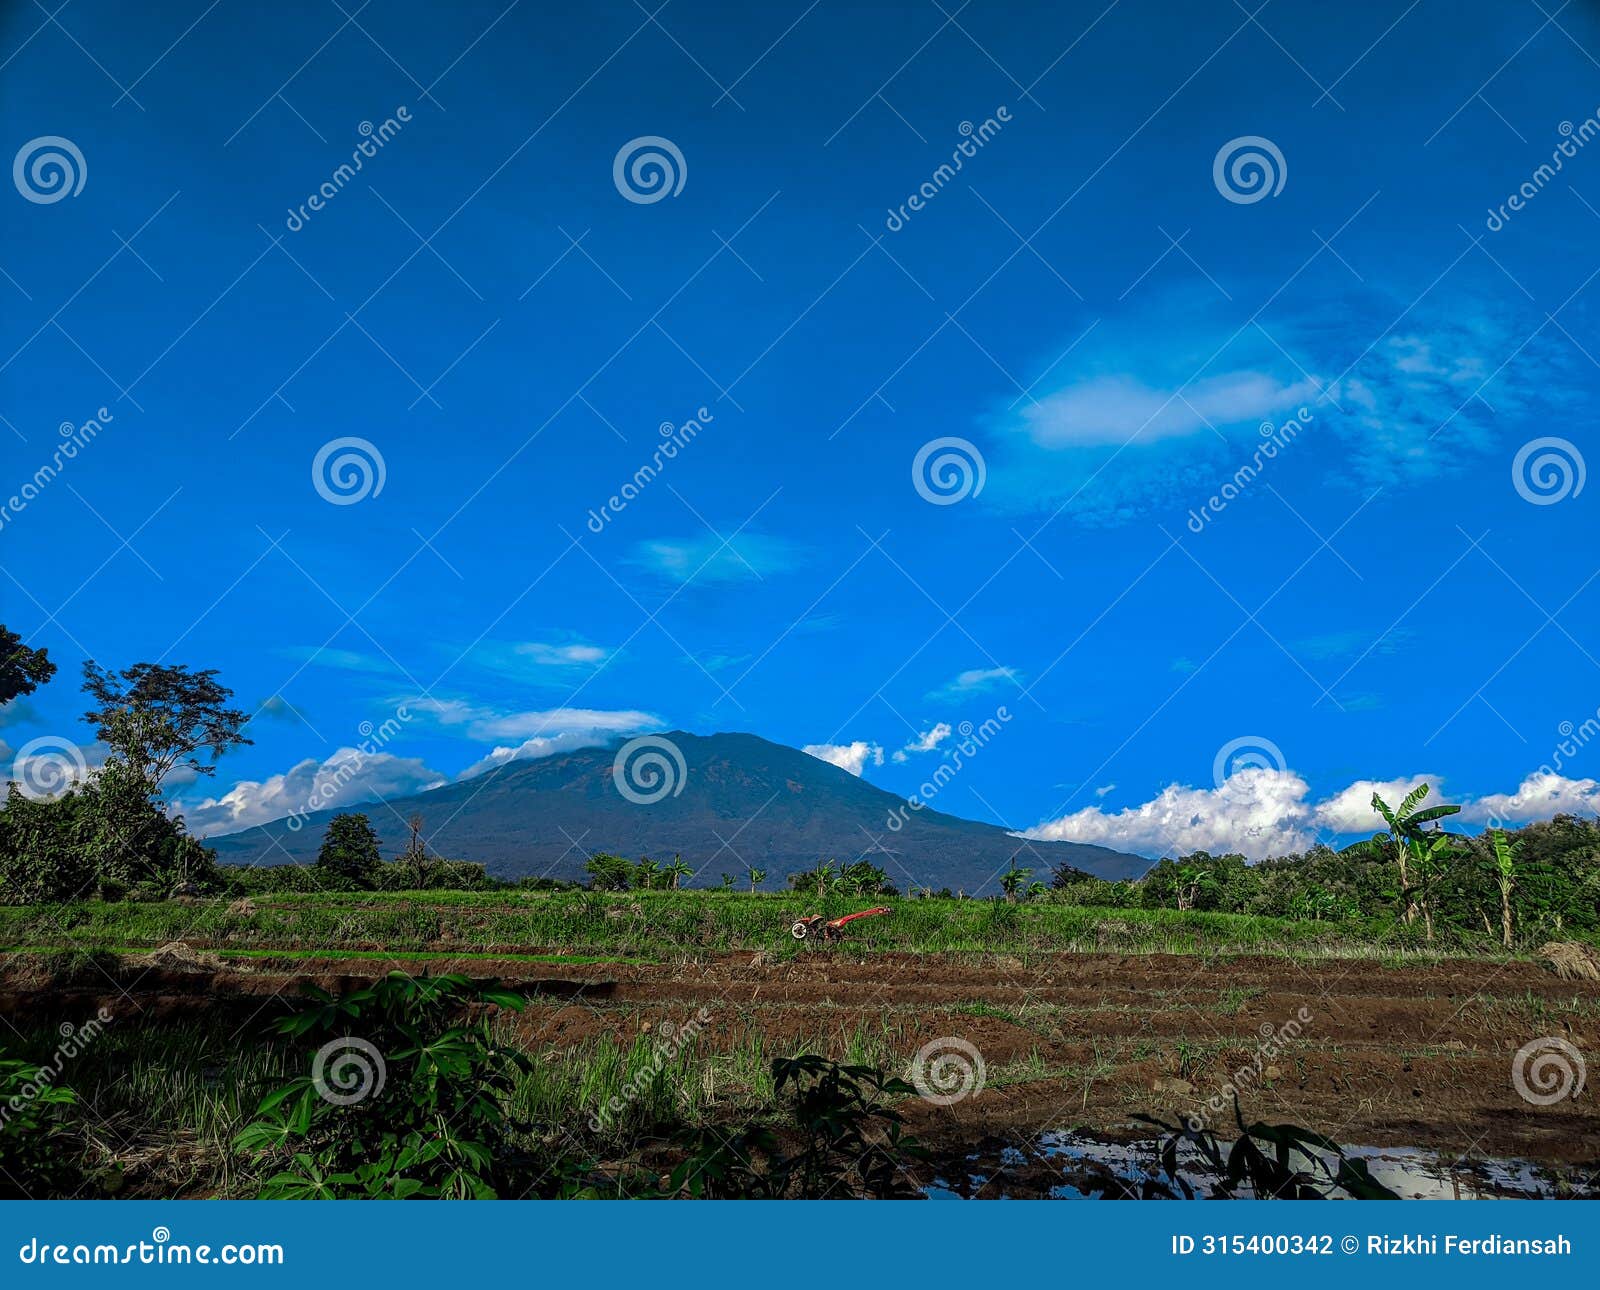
[[0, 888, 1537, 965]]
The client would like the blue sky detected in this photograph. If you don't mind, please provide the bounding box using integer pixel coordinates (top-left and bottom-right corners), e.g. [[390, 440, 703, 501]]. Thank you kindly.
[[3, 0, 1599, 860]]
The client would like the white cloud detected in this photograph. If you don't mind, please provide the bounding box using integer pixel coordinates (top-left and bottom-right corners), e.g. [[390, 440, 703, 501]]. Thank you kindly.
[[929, 666, 1018, 701], [1027, 766, 1600, 861], [179, 749, 447, 837], [1311, 776, 1442, 835], [892, 722, 952, 761], [1094, 783, 1116, 798], [1017, 371, 1318, 449], [803, 741, 884, 777], [1461, 772, 1600, 825], [1026, 769, 1318, 860]]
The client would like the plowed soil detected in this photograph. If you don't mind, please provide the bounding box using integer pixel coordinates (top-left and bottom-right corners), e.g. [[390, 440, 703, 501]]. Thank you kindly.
[[6, 946, 1596, 1169]]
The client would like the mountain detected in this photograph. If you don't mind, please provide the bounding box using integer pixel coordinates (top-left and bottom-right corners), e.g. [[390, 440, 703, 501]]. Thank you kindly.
[[205, 731, 1150, 888]]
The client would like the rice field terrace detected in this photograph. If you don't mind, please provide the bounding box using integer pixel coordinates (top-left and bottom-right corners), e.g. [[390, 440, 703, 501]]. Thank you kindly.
[[3, 890, 1597, 1199]]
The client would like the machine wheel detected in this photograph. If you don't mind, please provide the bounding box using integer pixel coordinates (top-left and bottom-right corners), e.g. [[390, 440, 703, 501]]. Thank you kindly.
[[790, 920, 811, 940]]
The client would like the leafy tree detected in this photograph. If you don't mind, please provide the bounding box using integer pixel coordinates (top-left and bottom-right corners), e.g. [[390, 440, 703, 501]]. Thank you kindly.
[[719, 873, 735, 890], [0, 625, 54, 706], [81, 661, 250, 794], [585, 853, 633, 891], [316, 813, 382, 887], [634, 856, 660, 890], [747, 866, 766, 893], [663, 855, 692, 890], [999, 865, 1032, 904]]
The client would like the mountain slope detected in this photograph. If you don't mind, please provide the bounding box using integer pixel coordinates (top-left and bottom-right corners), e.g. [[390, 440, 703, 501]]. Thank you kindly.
[[205, 731, 1149, 887]]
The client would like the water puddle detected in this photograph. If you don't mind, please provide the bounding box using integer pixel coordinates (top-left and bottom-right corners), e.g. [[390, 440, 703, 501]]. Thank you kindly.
[[925, 1131, 1600, 1199]]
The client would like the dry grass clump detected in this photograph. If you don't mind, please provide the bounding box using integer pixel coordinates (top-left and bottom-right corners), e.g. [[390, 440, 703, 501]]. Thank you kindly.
[[1536, 941, 1600, 981]]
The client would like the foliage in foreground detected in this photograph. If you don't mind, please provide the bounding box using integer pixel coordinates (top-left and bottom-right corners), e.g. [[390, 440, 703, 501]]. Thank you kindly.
[[234, 973, 551, 1199]]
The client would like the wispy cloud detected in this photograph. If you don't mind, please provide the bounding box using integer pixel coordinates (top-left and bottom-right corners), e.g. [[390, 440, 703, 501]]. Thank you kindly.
[[628, 533, 801, 584], [180, 749, 447, 837], [407, 698, 658, 744], [892, 722, 952, 762], [928, 666, 1019, 701]]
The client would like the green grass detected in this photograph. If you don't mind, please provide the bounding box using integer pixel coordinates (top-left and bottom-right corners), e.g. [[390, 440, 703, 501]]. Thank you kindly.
[[0, 889, 1466, 963]]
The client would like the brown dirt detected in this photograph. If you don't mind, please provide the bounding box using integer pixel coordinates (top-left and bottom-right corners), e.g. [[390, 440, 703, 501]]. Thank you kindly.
[[4, 946, 1596, 1168]]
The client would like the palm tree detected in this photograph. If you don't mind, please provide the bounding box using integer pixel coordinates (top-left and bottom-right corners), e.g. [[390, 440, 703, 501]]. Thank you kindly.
[[1341, 783, 1461, 937], [813, 859, 837, 898], [664, 856, 693, 890], [747, 867, 767, 894], [634, 857, 660, 891], [1027, 880, 1048, 901]]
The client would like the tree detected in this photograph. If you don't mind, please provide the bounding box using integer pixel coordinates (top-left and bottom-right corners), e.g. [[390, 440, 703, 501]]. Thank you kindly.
[[316, 813, 382, 887], [999, 866, 1032, 904], [719, 873, 735, 890], [1341, 783, 1462, 932], [664, 855, 692, 890], [747, 867, 767, 893], [0, 626, 54, 705], [634, 857, 660, 890], [81, 661, 250, 794], [586, 853, 633, 891]]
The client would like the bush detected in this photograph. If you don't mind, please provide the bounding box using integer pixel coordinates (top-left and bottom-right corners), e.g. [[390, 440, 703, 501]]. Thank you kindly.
[[0, 1051, 91, 1198], [234, 973, 560, 1199]]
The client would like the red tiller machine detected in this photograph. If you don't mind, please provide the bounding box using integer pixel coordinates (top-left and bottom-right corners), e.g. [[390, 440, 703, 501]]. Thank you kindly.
[[789, 906, 892, 942]]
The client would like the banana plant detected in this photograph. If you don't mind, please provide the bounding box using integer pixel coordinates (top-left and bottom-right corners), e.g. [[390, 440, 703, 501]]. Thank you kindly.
[[1341, 783, 1461, 936], [1491, 829, 1518, 949]]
